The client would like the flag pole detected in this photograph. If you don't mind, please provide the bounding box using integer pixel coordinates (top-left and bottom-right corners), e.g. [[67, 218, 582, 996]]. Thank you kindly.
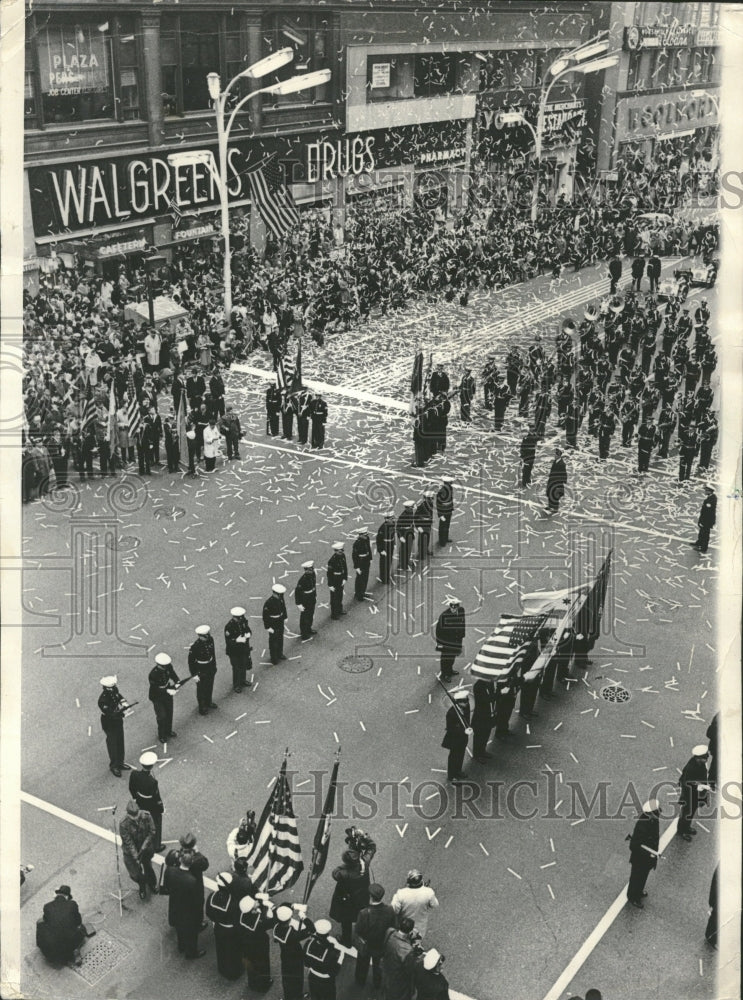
[[302, 746, 341, 905]]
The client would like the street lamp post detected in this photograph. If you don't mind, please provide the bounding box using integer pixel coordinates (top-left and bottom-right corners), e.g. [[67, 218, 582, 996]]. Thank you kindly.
[[168, 57, 331, 319]]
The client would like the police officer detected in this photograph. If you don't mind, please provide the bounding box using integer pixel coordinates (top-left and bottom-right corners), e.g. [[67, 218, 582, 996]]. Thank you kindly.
[[188, 625, 218, 715], [678, 744, 711, 841], [396, 500, 416, 571], [435, 597, 465, 681], [294, 561, 318, 640], [238, 894, 274, 992], [303, 919, 341, 1000], [129, 751, 165, 852], [273, 903, 313, 1000], [436, 477, 454, 546], [627, 799, 660, 908], [375, 513, 396, 584], [148, 652, 181, 743], [295, 389, 313, 445], [352, 528, 372, 601], [263, 584, 288, 663], [281, 392, 294, 440], [327, 542, 348, 619], [266, 385, 281, 436], [98, 676, 132, 777], [310, 394, 329, 449], [224, 607, 252, 692], [205, 872, 242, 980], [414, 492, 435, 563], [442, 689, 471, 783]]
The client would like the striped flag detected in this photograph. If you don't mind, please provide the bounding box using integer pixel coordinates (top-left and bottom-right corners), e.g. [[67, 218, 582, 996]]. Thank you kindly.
[[246, 158, 299, 240], [81, 384, 97, 436], [106, 381, 116, 443], [276, 354, 296, 394], [248, 756, 304, 896], [294, 339, 303, 391], [302, 751, 340, 904], [470, 613, 549, 681], [125, 369, 142, 440], [177, 396, 189, 470]]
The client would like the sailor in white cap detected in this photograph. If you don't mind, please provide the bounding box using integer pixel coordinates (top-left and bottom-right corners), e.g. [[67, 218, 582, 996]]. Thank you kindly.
[[352, 527, 373, 601], [627, 798, 661, 907], [97, 675, 132, 777], [273, 902, 312, 998], [295, 560, 319, 640], [302, 919, 341, 997], [435, 597, 465, 682], [238, 894, 274, 990], [436, 477, 455, 545], [678, 744, 711, 841], [129, 751, 165, 851], [188, 625, 218, 715], [443, 688, 472, 783], [416, 947, 448, 993], [263, 583, 288, 663], [414, 491, 435, 562], [376, 512, 397, 584], [205, 873, 242, 979], [148, 652, 181, 743], [224, 606, 252, 693], [327, 542, 348, 620], [396, 500, 416, 571]]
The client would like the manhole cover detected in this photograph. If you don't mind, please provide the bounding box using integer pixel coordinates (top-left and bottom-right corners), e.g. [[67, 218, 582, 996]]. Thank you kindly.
[[105, 535, 140, 552], [72, 929, 131, 986], [152, 505, 185, 519], [339, 655, 374, 673], [600, 684, 632, 704]]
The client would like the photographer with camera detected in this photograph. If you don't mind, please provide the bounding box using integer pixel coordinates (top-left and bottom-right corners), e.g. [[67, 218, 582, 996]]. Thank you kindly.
[[329, 848, 370, 947], [391, 870, 440, 938], [344, 825, 377, 873], [382, 915, 421, 1000]]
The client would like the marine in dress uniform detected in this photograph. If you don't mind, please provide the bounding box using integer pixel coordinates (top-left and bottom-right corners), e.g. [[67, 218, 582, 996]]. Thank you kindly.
[[263, 584, 288, 663], [436, 477, 454, 545], [188, 626, 218, 715], [435, 597, 465, 681], [98, 675, 131, 777], [471, 679, 495, 761], [238, 895, 274, 993], [375, 513, 396, 584], [129, 751, 165, 851], [459, 369, 476, 422], [396, 500, 416, 570], [273, 904, 313, 1000], [310, 394, 328, 449], [224, 607, 253, 692], [692, 487, 717, 553], [148, 652, 181, 743], [265, 386, 281, 436], [294, 561, 318, 640], [352, 528, 373, 601], [636, 419, 655, 473], [678, 744, 711, 840], [206, 873, 242, 980], [327, 542, 348, 619], [296, 389, 313, 445], [303, 919, 341, 1000], [281, 393, 295, 440], [627, 799, 660, 908], [442, 690, 471, 782], [414, 493, 435, 563]]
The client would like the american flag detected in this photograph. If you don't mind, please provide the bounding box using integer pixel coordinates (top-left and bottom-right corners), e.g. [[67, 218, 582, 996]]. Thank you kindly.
[[248, 756, 304, 896], [246, 158, 300, 240], [125, 368, 142, 440], [470, 613, 548, 681], [81, 384, 97, 436], [276, 354, 296, 394]]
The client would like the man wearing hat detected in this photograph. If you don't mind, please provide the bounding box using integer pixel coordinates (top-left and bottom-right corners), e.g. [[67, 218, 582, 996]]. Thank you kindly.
[[205, 872, 242, 980], [354, 883, 395, 988], [519, 426, 539, 489], [414, 492, 435, 563], [294, 561, 318, 640], [545, 448, 568, 515], [442, 689, 472, 782], [188, 626, 218, 715], [238, 894, 274, 991], [273, 903, 313, 1000], [265, 384, 281, 436], [678, 745, 711, 841], [375, 512, 397, 584], [458, 368, 476, 423], [36, 885, 85, 966], [414, 948, 450, 999], [119, 800, 158, 900], [436, 478, 455, 546], [396, 500, 416, 571], [97, 675, 132, 777], [627, 799, 660, 908], [224, 607, 253, 692], [263, 584, 288, 662], [381, 916, 419, 1000], [330, 849, 370, 947], [435, 598, 465, 681], [163, 847, 205, 959], [302, 919, 342, 999], [129, 752, 165, 852], [148, 652, 181, 743], [327, 542, 348, 620], [310, 392, 329, 449], [352, 528, 373, 601], [692, 486, 717, 554], [608, 253, 622, 296]]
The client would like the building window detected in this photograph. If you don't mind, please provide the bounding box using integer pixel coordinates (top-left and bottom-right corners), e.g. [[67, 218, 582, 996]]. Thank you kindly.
[[479, 50, 537, 92], [366, 55, 413, 102], [414, 53, 456, 97], [261, 13, 330, 106], [535, 49, 566, 86], [24, 36, 38, 127], [161, 13, 243, 117]]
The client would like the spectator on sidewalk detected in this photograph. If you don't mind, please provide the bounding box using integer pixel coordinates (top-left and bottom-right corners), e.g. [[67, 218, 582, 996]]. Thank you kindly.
[[163, 849, 206, 959], [354, 882, 395, 989], [119, 800, 158, 901], [36, 885, 85, 966], [391, 870, 439, 938]]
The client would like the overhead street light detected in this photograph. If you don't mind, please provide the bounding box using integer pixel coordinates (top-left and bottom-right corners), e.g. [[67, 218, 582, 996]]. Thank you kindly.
[[262, 68, 331, 97]]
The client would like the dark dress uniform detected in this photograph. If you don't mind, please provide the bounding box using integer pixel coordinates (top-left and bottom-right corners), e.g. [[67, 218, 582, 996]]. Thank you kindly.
[[224, 614, 252, 691], [396, 505, 416, 570], [545, 455, 568, 513], [37, 893, 85, 964], [303, 931, 341, 1000], [129, 767, 164, 850], [98, 684, 129, 775], [148, 659, 180, 742], [472, 679, 495, 758], [435, 603, 465, 680], [310, 396, 328, 449], [459, 372, 476, 422], [678, 426, 698, 482], [414, 496, 434, 562], [697, 419, 718, 472], [352, 534, 373, 601], [695, 490, 717, 552], [327, 550, 348, 619], [520, 430, 538, 487], [262, 591, 288, 663], [266, 386, 281, 436], [188, 634, 218, 714], [296, 390, 312, 444], [436, 482, 454, 545], [163, 416, 179, 472], [294, 569, 318, 639], [442, 700, 470, 781], [678, 752, 709, 837], [636, 420, 655, 472], [598, 411, 616, 460], [627, 806, 660, 905], [281, 394, 294, 439], [274, 915, 313, 1000], [206, 886, 242, 980], [239, 902, 273, 992], [375, 517, 396, 583]]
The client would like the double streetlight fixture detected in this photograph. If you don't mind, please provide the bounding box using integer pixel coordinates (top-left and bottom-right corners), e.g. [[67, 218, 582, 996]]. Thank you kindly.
[[169, 50, 331, 316]]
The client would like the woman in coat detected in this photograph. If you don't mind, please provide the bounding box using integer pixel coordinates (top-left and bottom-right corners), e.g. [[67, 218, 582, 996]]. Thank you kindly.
[[329, 849, 370, 947]]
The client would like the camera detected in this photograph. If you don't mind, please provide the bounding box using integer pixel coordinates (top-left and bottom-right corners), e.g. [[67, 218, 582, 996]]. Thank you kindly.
[[408, 929, 425, 955], [345, 826, 376, 858]]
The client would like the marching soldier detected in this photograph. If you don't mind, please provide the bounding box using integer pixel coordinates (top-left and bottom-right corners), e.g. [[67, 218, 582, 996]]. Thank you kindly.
[[678, 744, 711, 842], [442, 689, 471, 783], [436, 477, 455, 546], [414, 491, 435, 563], [327, 542, 348, 619], [129, 751, 165, 852], [224, 607, 252, 693], [435, 597, 465, 681], [375, 512, 396, 584], [352, 528, 372, 601], [692, 486, 717, 554], [263, 584, 288, 663], [188, 625, 218, 716], [273, 903, 313, 1000], [396, 500, 416, 571], [266, 385, 281, 436], [303, 919, 342, 1000], [238, 895, 274, 992], [627, 799, 661, 909], [98, 675, 132, 777], [294, 561, 318, 640], [148, 652, 181, 743]]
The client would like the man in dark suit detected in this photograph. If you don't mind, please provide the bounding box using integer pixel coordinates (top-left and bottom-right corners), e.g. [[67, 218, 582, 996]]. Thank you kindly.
[[354, 883, 395, 989], [442, 690, 471, 783], [163, 851, 206, 958], [37, 885, 85, 965], [627, 800, 660, 908], [692, 486, 717, 553], [608, 254, 622, 295], [545, 448, 568, 514], [520, 427, 539, 488]]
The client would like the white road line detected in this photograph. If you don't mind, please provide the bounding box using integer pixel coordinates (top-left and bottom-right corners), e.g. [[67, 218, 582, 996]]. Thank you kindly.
[[231, 363, 409, 411], [541, 817, 680, 1000]]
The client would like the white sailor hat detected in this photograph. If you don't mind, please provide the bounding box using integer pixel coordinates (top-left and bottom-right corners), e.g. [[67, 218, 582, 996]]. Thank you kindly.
[[642, 799, 660, 813], [357, 527, 369, 535], [155, 652, 171, 666], [692, 744, 709, 757], [275, 905, 293, 922], [230, 607, 246, 617], [314, 919, 332, 935], [195, 625, 210, 636], [239, 896, 256, 913], [446, 596, 461, 605], [272, 584, 287, 595], [452, 689, 470, 701], [423, 949, 442, 971], [139, 751, 158, 767], [100, 675, 117, 687], [332, 541, 344, 550], [302, 560, 314, 569], [403, 500, 415, 508], [186, 430, 196, 440], [425, 491, 434, 498], [385, 511, 395, 517], [216, 872, 233, 888], [442, 476, 454, 484]]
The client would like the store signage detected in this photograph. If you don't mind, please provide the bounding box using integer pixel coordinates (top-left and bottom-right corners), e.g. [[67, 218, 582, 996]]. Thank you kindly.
[[542, 99, 587, 137], [371, 62, 391, 89], [418, 147, 466, 165], [38, 25, 109, 95], [98, 236, 148, 258], [624, 23, 699, 51], [626, 93, 718, 135], [306, 136, 376, 182], [696, 27, 719, 47], [172, 223, 216, 242]]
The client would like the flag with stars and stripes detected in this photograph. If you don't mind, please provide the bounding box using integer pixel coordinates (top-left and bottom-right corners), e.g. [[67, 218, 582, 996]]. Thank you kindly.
[[81, 383, 97, 436], [246, 158, 300, 240], [470, 613, 549, 681], [248, 755, 304, 896], [276, 354, 296, 394], [125, 369, 142, 440]]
